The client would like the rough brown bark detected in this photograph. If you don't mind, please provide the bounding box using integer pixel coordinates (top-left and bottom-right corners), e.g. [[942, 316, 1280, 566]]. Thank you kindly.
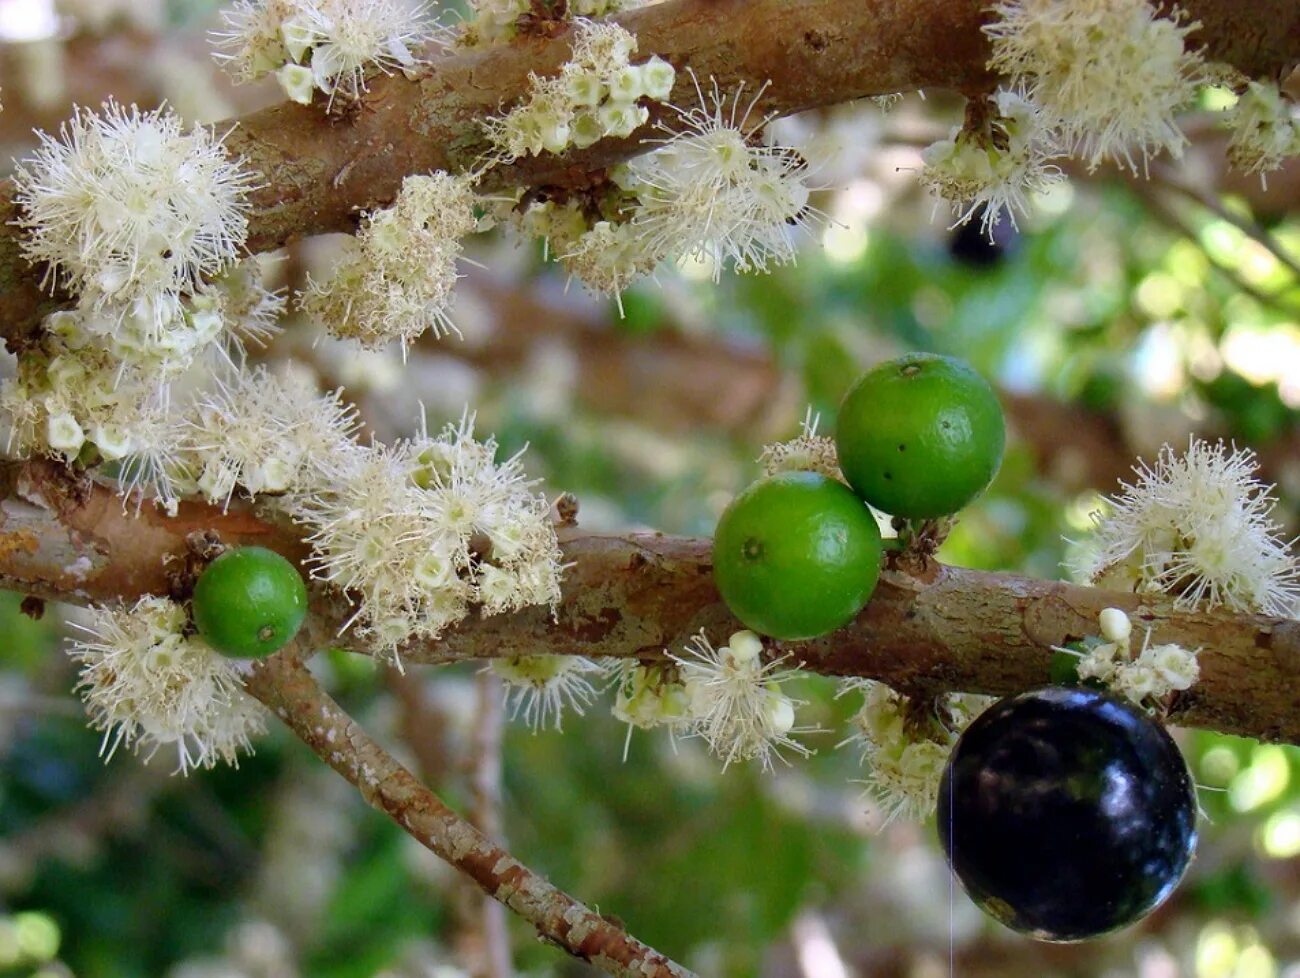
[[244, 651, 696, 978], [3, 460, 1297, 745], [1, 0, 1298, 347]]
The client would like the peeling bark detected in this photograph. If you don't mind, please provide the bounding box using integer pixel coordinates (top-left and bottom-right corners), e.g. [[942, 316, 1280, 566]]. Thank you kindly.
[[3, 460, 1297, 745], [1, 0, 1298, 346]]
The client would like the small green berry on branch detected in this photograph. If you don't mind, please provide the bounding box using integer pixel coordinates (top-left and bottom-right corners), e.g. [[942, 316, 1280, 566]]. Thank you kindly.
[[712, 471, 883, 641], [835, 353, 1006, 522], [192, 545, 310, 659]]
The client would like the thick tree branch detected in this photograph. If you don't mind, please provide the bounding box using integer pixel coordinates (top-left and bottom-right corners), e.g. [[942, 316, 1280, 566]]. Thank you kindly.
[[3, 459, 1298, 744], [1, 0, 1297, 346], [243, 651, 695, 978]]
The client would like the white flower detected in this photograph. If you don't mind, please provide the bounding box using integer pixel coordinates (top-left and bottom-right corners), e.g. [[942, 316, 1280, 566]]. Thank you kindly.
[[287, 412, 563, 661], [626, 74, 819, 279], [671, 630, 811, 772], [490, 655, 602, 731], [68, 597, 266, 774], [919, 88, 1063, 235], [984, 0, 1207, 172], [841, 681, 965, 824], [212, 258, 287, 351], [1070, 439, 1299, 615], [0, 329, 178, 478], [214, 0, 434, 103], [1224, 80, 1300, 184], [758, 407, 843, 482], [481, 21, 671, 161], [1138, 638, 1199, 692], [13, 101, 254, 315], [294, 0, 433, 103], [186, 365, 360, 509], [609, 662, 691, 726], [212, 0, 294, 82], [1053, 608, 1201, 709], [298, 172, 478, 350], [555, 219, 665, 309]]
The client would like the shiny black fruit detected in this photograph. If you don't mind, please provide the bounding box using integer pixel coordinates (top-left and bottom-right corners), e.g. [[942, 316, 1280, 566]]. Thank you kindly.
[[937, 687, 1197, 942]]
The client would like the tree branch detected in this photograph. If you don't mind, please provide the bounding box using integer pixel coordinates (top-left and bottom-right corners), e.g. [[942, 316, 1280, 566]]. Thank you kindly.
[[1, 0, 1297, 347], [243, 650, 695, 978], [3, 459, 1297, 744]]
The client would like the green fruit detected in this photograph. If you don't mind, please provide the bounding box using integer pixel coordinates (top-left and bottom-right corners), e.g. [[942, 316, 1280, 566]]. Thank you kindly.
[[835, 353, 1005, 519], [192, 546, 308, 658], [712, 471, 883, 640]]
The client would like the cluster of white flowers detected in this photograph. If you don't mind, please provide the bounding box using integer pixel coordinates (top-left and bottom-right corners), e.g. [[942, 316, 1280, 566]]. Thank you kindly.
[[841, 681, 988, 824], [456, 0, 648, 49], [1224, 80, 1300, 184], [186, 366, 360, 508], [1071, 439, 1299, 616], [1057, 608, 1200, 710], [670, 630, 810, 771], [482, 21, 675, 161], [920, 88, 1063, 236], [490, 655, 602, 731], [287, 413, 564, 661], [13, 102, 254, 330], [68, 597, 267, 774], [213, 0, 434, 105], [3, 102, 282, 477], [758, 408, 843, 482], [0, 330, 169, 466], [509, 75, 818, 302], [298, 173, 480, 350], [983, 0, 1208, 173], [621, 79, 817, 277]]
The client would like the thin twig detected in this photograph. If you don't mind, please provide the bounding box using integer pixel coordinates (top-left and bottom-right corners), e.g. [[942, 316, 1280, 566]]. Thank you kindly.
[[244, 652, 696, 978], [472, 671, 514, 978]]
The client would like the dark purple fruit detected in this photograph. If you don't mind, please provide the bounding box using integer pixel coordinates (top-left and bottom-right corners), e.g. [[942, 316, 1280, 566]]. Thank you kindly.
[[937, 686, 1197, 942]]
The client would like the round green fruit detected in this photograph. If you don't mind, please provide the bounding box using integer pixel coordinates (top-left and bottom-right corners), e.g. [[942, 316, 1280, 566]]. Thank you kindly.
[[712, 471, 883, 641], [192, 546, 309, 658], [835, 353, 1005, 519]]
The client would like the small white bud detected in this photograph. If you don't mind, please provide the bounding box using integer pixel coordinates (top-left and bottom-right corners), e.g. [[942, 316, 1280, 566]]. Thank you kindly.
[[277, 64, 316, 105], [280, 18, 315, 62], [571, 112, 605, 149], [565, 70, 605, 107], [726, 630, 763, 664], [608, 65, 644, 103], [761, 689, 795, 736], [640, 56, 676, 101], [47, 413, 85, 454], [91, 424, 133, 461], [1099, 607, 1132, 644]]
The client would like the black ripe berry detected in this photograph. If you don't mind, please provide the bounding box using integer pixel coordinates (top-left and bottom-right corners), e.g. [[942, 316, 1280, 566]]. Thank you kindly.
[[937, 686, 1197, 942]]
